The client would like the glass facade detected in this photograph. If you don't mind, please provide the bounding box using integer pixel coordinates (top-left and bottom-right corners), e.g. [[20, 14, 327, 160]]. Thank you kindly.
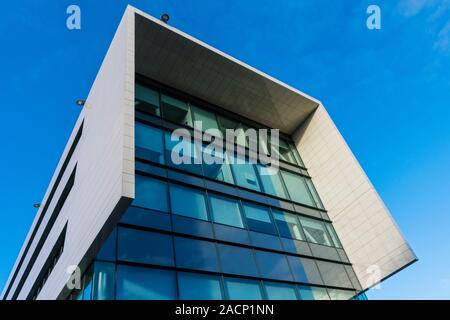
[[67, 80, 361, 301]]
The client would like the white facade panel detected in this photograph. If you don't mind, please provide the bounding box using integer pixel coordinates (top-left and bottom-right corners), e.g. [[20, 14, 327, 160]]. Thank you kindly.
[[293, 105, 417, 290]]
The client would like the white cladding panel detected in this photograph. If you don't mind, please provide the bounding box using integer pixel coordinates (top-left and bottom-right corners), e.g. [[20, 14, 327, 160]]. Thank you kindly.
[[293, 105, 416, 290], [2, 9, 135, 300]]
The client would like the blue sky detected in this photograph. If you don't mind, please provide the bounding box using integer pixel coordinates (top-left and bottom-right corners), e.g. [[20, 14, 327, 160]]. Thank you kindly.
[[0, 0, 449, 299]]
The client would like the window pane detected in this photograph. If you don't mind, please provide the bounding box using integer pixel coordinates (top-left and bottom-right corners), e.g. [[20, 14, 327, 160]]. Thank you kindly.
[[202, 147, 234, 184], [191, 105, 220, 133], [178, 272, 223, 300], [254, 251, 294, 281], [217, 116, 246, 146], [327, 289, 356, 300], [135, 84, 160, 116], [272, 138, 297, 164], [298, 286, 330, 300], [229, 155, 262, 192], [224, 278, 263, 300], [280, 171, 315, 207], [92, 262, 115, 300], [217, 244, 259, 277], [135, 123, 164, 164], [265, 282, 298, 300], [257, 165, 288, 199], [134, 175, 168, 212], [174, 237, 219, 272], [161, 94, 192, 127], [209, 194, 244, 228], [116, 265, 176, 300], [325, 223, 342, 248], [96, 228, 117, 261], [316, 261, 353, 288], [272, 210, 304, 241], [242, 203, 277, 235], [165, 132, 203, 175], [286, 256, 323, 285], [118, 228, 174, 267], [290, 142, 305, 167], [299, 217, 333, 247], [169, 184, 209, 221], [305, 179, 324, 209], [83, 271, 93, 300]]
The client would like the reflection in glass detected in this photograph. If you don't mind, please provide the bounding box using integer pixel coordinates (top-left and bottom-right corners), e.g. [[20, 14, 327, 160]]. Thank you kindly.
[[242, 203, 277, 235], [257, 164, 288, 199], [209, 194, 244, 228], [178, 272, 223, 300], [116, 265, 176, 300], [135, 84, 160, 116], [169, 184, 209, 221], [202, 146, 234, 184], [133, 175, 168, 212], [280, 171, 315, 207], [161, 94, 192, 127], [265, 282, 298, 300], [135, 122, 164, 164], [299, 217, 333, 247], [224, 278, 263, 300], [272, 210, 304, 241]]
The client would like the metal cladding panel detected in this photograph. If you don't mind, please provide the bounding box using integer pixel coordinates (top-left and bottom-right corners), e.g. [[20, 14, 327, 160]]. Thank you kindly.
[[293, 105, 417, 290], [2, 8, 135, 300]]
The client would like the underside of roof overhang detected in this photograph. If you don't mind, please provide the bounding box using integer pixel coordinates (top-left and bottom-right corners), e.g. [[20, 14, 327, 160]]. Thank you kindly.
[[134, 12, 320, 135]]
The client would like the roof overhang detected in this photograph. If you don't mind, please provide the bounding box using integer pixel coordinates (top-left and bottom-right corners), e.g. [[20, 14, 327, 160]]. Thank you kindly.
[[134, 10, 320, 134]]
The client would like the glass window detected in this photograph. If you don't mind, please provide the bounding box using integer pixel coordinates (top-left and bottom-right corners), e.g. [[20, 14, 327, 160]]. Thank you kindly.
[[280, 171, 315, 207], [257, 165, 288, 199], [249, 231, 283, 251], [298, 286, 330, 300], [325, 223, 342, 248], [272, 210, 304, 241], [165, 132, 203, 175], [82, 270, 93, 300], [271, 138, 298, 165], [264, 282, 298, 300], [316, 261, 353, 288], [161, 94, 192, 127], [92, 262, 115, 300], [118, 228, 174, 267], [217, 116, 247, 146], [290, 142, 305, 167], [254, 251, 294, 281], [217, 244, 259, 277], [209, 194, 244, 228], [299, 217, 333, 247], [287, 256, 323, 285], [191, 105, 220, 133], [178, 272, 223, 300], [134, 175, 168, 212], [169, 184, 209, 221], [327, 289, 356, 300], [116, 265, 176, 300], [174, 237, 219, 272], [242, 203, 277, 235], [202, 147, 234, 184], [96, 228, 117, 261], [135, 123, 164, 164], [135, 84, 160, 116], [305, 179, 324, 209], [224, 278, 263, 300], [229, 155, 262, 192], [121, 206, 171, 231]]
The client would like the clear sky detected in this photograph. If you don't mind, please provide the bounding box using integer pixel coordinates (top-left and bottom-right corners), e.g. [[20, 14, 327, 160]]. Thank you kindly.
[[0, 0, 449, 299]]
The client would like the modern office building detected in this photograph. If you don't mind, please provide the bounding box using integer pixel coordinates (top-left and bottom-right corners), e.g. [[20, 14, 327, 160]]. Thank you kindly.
[[2, 6, 416, 300]]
